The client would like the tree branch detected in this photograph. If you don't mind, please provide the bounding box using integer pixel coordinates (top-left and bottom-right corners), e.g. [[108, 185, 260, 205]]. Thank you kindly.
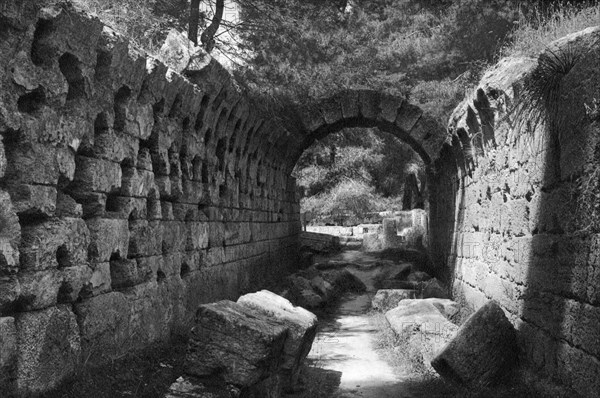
[[201, 0, 224, 53], [188, 0, 201, 45]]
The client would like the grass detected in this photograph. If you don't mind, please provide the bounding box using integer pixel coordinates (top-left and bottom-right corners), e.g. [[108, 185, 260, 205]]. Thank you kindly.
[[44, 336, 188, 398], [499, 3, 600, 59], [370, 311, 581, 398]]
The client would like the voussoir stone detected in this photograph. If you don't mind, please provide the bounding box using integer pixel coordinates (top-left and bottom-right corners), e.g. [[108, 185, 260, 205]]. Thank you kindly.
[[184, 300, 288, 389], [237, 290, 317, 390], [431, 300, 518, 387]]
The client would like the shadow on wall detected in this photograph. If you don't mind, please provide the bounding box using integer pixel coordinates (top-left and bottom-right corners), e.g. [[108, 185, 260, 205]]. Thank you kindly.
[[432, 27, 600, 397], [518, 29, 600, 396]]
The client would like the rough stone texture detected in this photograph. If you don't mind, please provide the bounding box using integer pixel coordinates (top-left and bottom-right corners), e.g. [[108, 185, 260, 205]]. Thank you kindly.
[[428, 27, 600, 396], [300, 231, 340, 253], [0, 317, 17, 395], [371, 289, 417, 311], [385, 299, 459, 373], [431, 301, 518, 387], [422, 278, 450, 299], [184, 300, 288, 389], [166, 376, 240, 398], [400, 298, 459, 320], [296, 90, 446, 165], [237, 290, 317, 390], [0, 2, 301, 395], [14, 305, 81, 395]]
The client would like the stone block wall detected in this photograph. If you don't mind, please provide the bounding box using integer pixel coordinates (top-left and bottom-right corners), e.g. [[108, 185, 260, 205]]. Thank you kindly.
[[429, 28, 600, 396], [0, 2, 300, 395]]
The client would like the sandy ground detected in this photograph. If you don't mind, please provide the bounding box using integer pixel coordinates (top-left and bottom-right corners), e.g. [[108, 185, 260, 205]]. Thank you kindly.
[[307, 250, 422, 398]]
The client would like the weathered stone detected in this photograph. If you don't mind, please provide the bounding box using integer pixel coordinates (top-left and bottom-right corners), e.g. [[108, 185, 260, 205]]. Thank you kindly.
[[120, 167, 155, 197], [391, 263, 412, 280], [321, 268, 367, 294], [19, 217, 90, 271], [166, 376, 240, 398], [406, 271, 432, 282], [0, 138, 5, 178], [310, 275, 335, 299], [0, 190, 20, 263], [128, 220, 163, 258], [17, 269, 63, 311], [385, 300, 458, 373], [371, 289, 417, 312], [237, 290, 318, 389], [6, 183, 57, 218], [401, 298, 459, 320], [59, 265, 93, 303], [385, 300, 452, 336], [55, 191, 83, 217], [80, 262, 112, 298], [422, 278, 450, 299], [0, 317, 17, 394], [74, 292, 131, 362], [184, 300, 288, 388], [285, 275, 324, 309], [431, 301, 518, 387], [15, 305, 81, 395], [71, 156, 122, 193], [0, 276, 20, 313], [159, 29, 211, 74], [300, 231, 340, 253], [110, 257, 150, 289], [86, 217, 129, 262], [362, 232, 383, 252]]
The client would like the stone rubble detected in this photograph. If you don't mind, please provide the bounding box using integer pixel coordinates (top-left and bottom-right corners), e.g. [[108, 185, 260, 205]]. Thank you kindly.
[[171, 291, 317, 397]]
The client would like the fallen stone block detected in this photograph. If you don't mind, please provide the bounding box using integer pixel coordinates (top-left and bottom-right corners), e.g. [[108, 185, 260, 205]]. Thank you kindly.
[[300, 231, 340, 253], [310, 275, 335, 300], [321, 268, 366, 294], [184, 300, 288, 389], [379, 279, 421, 291], [431, 300, 518, 387], [422, 278, 450, 299], [386, 300, 458, 373], [406, 270, 432, 282], [399, 298, 459, 320], [391, 263, 412, 280], [286, 275, 325, 309], [166, 376, 240, 398], [237, 290, 318, 390], [371, 289, 417, 312]]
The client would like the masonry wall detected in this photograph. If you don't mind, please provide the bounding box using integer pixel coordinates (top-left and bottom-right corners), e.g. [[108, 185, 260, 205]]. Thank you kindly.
[[0, 2, 300, 395], [430, 28, 600, 396]]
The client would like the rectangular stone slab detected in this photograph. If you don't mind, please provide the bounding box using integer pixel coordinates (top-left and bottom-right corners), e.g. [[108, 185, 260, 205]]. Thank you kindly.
[[184, 300, 288, 388], [431, 300, 518, 387]]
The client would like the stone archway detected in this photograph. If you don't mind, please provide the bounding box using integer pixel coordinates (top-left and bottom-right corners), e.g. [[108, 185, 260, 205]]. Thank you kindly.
[[288, 89, 448, 167]]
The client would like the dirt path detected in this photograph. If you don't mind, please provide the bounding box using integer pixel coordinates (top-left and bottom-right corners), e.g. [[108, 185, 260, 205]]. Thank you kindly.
[[307, 251, 414, 398]]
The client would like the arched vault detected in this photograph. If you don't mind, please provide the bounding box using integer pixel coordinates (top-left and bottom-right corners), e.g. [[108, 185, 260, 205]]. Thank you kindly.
[[278, 89, 449, 170]]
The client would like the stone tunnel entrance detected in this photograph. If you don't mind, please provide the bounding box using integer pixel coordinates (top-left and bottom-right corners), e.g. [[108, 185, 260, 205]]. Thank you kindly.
[[0, 2, 599, 397]]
